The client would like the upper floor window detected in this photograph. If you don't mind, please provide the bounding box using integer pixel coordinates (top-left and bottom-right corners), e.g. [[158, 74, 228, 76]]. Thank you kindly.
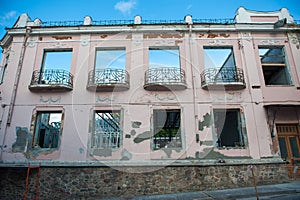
[[87, 48, 129, 90], [213, 109, 246, 148], [29, 49, 74, 92], [259, 47, 292, 85], [204, 47, 235, 69], [144, 47, 186, 90], [0, 53, 9, 84], [42, 49, 72, 72], [95, 48, 126, 70], [32, 111, 63, 149], [148, 47, 180, 69]]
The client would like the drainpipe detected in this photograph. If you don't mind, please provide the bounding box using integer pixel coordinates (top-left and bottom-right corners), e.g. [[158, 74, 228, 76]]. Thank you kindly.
[[7, 26, 31, 125]]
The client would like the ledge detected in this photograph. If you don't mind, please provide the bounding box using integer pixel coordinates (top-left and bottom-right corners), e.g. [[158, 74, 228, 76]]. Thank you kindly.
[[0, 157, 285, 167], [144, 82, 187, 91], [201, 82, 246, 90], [28, 84, 73, 92]]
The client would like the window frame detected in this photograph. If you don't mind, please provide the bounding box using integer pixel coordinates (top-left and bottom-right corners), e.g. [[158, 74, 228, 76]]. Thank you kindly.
[[148, 46, 181, 69], [258, 46, 293, 86], [151, 108, 182, 150], [32, 111, 63, 149], [91, 109, 123, 149], [41, 49, 73, 71], [94, 47, 126, 70], [213, 109, 246, 148], [0, 53, 9, 84], [203, 46, 236, 69]]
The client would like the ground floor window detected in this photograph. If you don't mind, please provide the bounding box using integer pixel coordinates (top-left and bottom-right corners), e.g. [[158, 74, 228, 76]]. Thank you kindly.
[[153, 109, 182, 150], [33, 111, 62, 148], [277, 124, 300, 163], [213, 109, 245, 148], [91, 110, 121, 149]]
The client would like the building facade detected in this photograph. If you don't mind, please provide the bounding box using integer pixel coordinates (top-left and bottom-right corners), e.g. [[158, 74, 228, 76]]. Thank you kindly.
[[0, 7, 299, 198]]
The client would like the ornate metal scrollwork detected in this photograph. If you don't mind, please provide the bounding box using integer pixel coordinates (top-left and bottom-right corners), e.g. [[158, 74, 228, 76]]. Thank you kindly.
[[30, 69, 73, 87], [200, 67, 245, 86]]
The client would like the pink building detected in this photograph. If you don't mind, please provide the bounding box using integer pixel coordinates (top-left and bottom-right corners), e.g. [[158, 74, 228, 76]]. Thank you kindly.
[[0, 7, 299, 199]]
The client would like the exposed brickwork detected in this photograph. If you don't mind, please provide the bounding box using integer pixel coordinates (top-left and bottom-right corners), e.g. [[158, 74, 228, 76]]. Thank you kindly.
[[0, 164, 290, 199]]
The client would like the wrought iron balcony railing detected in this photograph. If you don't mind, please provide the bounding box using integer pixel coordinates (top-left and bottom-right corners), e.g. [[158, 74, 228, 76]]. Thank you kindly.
[[144, 67, 187, 91], [200, 67, 246, 90], [91, 131, 120, 149], [29, 69, 73, 92], [87, 68, 130, 91]]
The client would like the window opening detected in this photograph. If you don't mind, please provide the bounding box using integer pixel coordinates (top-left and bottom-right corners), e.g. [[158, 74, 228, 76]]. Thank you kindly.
[[149, 48, 180, 69], [153, 109, 181, 150], [259, 47, 292, 85], [204, 47, 235, 69], [92, 110, 121, 148], [33, 111, 62, 148], [42, 50, 72, 71], [148, 48, 182, 84], [95, 49, 126, 70], [0, 54, 9, 84], [277, 124, 300, 162], [213, 109, 245, 148], [204, 47, 237, 82], [39, 50, 72, 84]]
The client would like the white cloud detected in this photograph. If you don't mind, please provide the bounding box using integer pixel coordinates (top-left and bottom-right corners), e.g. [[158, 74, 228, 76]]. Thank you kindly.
[[0, 11, 17, 26], [114, 0, 136, 15], [187, 4, 192, 10], [2, 11, 17, 20]]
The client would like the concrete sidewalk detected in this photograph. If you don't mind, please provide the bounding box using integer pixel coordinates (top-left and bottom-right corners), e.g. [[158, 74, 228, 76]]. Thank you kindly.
[[103, 180, 300, 200]]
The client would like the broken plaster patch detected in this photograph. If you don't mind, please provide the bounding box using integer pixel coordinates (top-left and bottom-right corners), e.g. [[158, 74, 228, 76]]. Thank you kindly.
[[198, 113, 211, 131], [130, 130, 136, 136], [203, 148, 252, 160], [12, 127, 28, 152], [92, 148, 112, 157], [79, 148, 84, 154], [132, 121, 142, 128], [121, 149, 132, 160], [161, 148, 181, 158], [133, 131, 151, 143]]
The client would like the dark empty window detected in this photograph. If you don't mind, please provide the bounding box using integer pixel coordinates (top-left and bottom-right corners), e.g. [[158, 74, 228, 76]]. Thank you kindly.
[[33, 111, 62, 149], [0, 53, 9, 84], [92, 111, 121, 149], [153, 109, 182, 150], [259, 47, 292, 85], [213, 109, 245, 148]]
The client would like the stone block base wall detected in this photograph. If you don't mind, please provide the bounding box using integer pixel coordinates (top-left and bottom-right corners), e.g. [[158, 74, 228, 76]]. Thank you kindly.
[[0, 163, 291, 199]]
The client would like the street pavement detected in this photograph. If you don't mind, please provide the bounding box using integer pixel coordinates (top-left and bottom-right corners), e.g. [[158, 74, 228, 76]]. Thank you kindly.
[[103, 180, 300, 200]]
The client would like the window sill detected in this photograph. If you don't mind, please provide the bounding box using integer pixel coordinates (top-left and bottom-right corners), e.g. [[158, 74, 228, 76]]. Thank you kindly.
[[216, 146, 246, 150], [265, 85, 294, 87], [152, 147, 183, 151]]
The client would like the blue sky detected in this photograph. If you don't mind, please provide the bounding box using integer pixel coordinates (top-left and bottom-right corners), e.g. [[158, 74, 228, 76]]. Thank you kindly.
[[0, 0, 300, 61]]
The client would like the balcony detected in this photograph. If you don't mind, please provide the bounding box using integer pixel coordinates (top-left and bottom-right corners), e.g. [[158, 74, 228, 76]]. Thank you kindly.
[[200, 67, 246, 90], [28, 69, 73, 92], [87, 68, 130, 92], [144, 67, 187, 91]]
